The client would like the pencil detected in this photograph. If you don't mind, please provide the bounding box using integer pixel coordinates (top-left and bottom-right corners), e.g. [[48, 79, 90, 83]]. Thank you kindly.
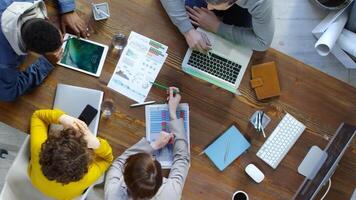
[[150, 81, 180, 94]]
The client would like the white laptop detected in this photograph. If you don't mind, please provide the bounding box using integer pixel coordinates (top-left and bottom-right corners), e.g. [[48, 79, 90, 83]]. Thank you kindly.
[[52, 84, 103, 135], [182, 28, 253, 93]]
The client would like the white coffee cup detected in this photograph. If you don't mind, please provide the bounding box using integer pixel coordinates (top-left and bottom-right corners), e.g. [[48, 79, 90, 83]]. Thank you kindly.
[[232, 190, 249, 200]]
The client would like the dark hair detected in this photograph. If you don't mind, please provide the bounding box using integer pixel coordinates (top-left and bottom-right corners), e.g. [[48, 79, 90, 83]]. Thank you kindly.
[[39, 128, 92, 185], [124, 153, 163, 199], [21, 18, 62, 54]]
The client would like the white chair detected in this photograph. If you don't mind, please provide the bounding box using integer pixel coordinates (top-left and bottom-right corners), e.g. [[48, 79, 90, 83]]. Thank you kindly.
[[0, 135, 94, 200], [0, 135, 51, 200]]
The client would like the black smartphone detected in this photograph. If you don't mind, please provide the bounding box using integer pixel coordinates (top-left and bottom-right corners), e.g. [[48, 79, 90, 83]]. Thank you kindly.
[[78, 104, 98, 126]]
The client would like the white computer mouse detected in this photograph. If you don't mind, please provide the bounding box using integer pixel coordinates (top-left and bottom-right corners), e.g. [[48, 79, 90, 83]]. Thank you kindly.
[[245, 164, 265, 183]]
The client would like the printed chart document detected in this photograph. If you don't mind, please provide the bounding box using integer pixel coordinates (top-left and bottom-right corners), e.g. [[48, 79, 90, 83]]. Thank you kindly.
[[145, 104, 190, 169], [108, 32, 168, 103]]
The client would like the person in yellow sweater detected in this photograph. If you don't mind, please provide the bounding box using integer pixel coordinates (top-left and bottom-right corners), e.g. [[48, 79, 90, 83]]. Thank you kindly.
[[28, 109, 113, 200]]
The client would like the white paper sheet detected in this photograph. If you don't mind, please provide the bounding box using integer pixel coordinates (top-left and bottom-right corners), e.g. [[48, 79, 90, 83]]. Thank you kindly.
[[315, 9, 349, 56], [108, 32, 168, 103]]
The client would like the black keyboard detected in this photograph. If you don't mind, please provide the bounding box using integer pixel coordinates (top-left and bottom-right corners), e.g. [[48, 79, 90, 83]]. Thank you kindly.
[[187, 51, 242, 84]]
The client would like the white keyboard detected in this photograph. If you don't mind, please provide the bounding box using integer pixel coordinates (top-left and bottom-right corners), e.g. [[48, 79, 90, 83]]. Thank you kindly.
[[257, 113, 306, 169]]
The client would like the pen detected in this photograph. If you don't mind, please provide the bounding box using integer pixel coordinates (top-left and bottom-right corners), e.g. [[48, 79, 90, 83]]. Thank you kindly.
[[255, 112, 259, 130], [259, 111, 266, 138], [261, 125, 266, 138], [130, 101, 156, 108], [149, 81, 180, 94], [92, 3, 109, 18], [259, 111, 263, 132], [260, 111, 264, 131], [224, 139, 230, 163]]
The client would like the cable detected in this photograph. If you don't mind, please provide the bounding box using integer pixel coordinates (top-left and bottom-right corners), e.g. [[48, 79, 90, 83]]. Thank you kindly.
[[320, 178, 332, 200]]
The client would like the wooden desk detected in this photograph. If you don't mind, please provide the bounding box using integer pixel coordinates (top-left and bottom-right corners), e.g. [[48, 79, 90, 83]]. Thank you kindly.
[[1, 0, 355, 199]]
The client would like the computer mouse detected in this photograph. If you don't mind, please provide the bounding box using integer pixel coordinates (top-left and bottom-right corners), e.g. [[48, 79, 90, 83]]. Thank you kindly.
[[245, 164, 265, 183]]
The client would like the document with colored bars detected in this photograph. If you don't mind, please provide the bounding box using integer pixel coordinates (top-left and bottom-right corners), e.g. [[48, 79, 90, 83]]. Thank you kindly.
[[108, 32, 168, 103], [145, 104, 190, 169]]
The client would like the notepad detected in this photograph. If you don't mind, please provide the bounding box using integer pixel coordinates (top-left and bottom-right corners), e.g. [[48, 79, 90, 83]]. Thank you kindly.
[[146, 104, 190, 169], [204, 125, 251, 171]]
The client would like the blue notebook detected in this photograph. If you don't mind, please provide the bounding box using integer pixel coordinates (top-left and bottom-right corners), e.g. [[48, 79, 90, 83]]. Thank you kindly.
[[204, 125, 251, 171]]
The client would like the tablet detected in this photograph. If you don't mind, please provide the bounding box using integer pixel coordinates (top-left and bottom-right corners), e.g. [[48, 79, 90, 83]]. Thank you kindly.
[[58, 33, 108, 77]]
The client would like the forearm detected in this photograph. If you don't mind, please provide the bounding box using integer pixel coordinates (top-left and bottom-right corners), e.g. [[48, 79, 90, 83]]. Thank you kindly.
[[168, 119, 190, 187], [0, 57, 53, 101], [31, 109, 65, 126], [94, 138, 114, 162], [217, 0, 274, 51], [56, 0, 76, 14], [160, 0, 194, 33], [30, 109, 65, 160]]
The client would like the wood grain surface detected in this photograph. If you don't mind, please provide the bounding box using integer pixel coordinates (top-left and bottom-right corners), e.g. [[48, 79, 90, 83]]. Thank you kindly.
[[0, 0, 355, 199]]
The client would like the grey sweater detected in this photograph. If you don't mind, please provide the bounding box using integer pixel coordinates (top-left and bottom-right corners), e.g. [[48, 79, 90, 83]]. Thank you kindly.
[[104, 118, 190, 200], [160, 0, 274, 51]]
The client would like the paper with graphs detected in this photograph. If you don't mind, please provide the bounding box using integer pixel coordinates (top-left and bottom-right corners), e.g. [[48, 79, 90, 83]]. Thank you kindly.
[[108, 32, 168, 103], [145, 104, 190, 169]]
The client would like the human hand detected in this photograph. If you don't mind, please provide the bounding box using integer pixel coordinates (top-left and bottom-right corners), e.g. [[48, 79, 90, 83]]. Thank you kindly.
[[186, 6, 221, 33], [151, 131, 174, 150], [60, 12, 90, 38], [183, 29, 212, 53], [59, 114, 86, 131], [167, 87, 181, 120], [44, 48, 63, 66], [75, 121, 100, 149]]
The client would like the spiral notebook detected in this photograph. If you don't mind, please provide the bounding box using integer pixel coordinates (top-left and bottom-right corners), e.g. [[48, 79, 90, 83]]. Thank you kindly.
[[203, 125, 250, 171]]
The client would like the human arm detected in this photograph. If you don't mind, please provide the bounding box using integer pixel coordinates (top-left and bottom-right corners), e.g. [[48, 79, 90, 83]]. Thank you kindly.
[[0, 57, 54, 101], [162, 88, 190, 197], [56, 0, 75, 14], [163, 118, 190, 197], [63, 118, 113, 169], [187, 0, 274, 51], [56, 0, 90, 37], [30, 109, 65, 161], [160, 0, 211, 52], [91, 138, 114, 172], [217, 0, 274, 51], [160, 0, 194, 33]]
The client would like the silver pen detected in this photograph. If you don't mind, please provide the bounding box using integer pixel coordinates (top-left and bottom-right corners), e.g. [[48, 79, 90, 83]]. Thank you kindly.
[[255, 112, 260, 130], [261, 126, 266, 138], [224, 139, 230, 163], [130, 101, 156, 108], [259, 111, 266, 138]]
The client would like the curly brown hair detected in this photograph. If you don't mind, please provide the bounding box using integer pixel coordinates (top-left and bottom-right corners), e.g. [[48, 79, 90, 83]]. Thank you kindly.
[[39, 128, 92, 184]]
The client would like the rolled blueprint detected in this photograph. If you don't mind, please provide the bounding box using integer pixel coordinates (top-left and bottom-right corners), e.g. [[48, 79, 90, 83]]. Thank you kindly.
[[315, 9, 349, 56], [346, 1, 356, 32], [337, 29, 356, 57]]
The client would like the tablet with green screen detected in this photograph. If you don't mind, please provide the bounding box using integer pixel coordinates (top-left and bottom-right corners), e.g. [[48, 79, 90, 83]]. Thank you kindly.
[[58, 34, 108, 77]]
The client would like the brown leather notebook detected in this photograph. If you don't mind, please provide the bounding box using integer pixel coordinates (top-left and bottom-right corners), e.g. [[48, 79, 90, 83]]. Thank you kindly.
[[250, 62, 281, 100]]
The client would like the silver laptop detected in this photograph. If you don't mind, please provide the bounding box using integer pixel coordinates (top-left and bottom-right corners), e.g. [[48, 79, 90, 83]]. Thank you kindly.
[[53, 84, 103, 135], [182, 28, 253, 93]]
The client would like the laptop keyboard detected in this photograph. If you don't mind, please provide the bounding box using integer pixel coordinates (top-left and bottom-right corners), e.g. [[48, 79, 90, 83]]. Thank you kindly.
[[187, 51, 242, 84]]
